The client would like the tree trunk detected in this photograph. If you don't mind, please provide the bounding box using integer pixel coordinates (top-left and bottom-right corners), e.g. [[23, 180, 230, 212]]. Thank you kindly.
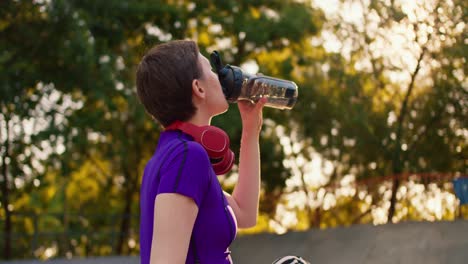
[[1, 114, 12, 259], [116, 119, 142, 254], [299, 169, 317, 228], [313, 207, 321, 228], [387, 176, 400, 223], [62, 180, 70, 256], [116, 171, 134, 255], [387, 48, 425, 223]]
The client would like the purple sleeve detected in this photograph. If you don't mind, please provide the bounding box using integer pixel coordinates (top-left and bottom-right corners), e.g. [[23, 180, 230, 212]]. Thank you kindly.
[[157, 141, 211, 208]]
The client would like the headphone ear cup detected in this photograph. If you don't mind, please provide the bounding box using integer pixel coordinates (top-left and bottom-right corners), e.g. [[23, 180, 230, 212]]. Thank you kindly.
[[199, 126, 230, 158], [166, 121, 235, 175], [211, 149, 235, 175]]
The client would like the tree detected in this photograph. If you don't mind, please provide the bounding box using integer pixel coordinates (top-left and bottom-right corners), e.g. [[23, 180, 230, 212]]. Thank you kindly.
[[1, 0, 465, 259], [1, 0, 98, 258], [288, 0, 466, 224], [1, 0, 324, 258]]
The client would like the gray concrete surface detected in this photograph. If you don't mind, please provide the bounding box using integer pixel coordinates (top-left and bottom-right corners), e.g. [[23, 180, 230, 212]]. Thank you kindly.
[[231, 220, 468, 264], [0, 256, 138, 264], [2, 220, 467, 264]]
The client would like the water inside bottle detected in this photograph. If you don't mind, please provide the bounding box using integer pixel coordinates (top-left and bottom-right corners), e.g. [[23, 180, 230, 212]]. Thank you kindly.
[[239, 76, 298, 110]]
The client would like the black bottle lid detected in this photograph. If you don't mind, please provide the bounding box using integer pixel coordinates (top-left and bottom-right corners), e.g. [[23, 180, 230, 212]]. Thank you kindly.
[[210, 51, 243, 102]]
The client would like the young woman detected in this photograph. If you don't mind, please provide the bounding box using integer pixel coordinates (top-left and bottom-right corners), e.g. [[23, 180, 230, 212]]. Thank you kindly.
[[136, 40, 266, 264]]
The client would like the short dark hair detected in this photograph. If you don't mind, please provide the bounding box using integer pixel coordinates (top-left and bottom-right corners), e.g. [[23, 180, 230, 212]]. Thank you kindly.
[[136, 40, 201, 127]]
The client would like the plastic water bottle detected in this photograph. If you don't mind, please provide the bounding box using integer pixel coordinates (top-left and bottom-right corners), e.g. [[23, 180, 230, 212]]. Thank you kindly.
[[210, 51, 298, 110]]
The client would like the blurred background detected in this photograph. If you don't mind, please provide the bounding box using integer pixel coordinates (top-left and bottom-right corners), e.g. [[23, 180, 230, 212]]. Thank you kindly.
[[0, 0, 466, 261]]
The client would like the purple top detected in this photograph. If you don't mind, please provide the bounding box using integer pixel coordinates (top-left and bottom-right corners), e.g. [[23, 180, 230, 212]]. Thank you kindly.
[[140, 130, 238, 264]]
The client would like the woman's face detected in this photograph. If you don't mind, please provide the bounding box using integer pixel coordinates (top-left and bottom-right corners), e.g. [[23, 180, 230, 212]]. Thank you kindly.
[[197, 53, 229, 116]]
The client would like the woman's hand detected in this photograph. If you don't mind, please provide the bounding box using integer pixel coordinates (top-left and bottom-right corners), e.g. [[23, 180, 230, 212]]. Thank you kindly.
[[237, 98, 267, 135]]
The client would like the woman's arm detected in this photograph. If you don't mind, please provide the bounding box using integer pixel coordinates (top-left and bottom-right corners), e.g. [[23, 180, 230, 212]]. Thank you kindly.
[[226, 98, 266, 228], [150, 193, 198, 264]]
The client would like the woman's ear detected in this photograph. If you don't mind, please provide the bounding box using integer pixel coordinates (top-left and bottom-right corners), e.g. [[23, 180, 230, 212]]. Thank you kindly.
[[192, 79, 206, 100]]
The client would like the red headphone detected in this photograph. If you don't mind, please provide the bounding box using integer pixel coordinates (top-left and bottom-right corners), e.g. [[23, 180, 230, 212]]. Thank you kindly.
[[165, 121, 235, 175]]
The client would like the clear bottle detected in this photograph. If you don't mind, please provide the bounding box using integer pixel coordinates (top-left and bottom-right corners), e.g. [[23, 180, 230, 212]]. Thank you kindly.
[[238, 74, 298, 110], [210, 51, 298, 110]]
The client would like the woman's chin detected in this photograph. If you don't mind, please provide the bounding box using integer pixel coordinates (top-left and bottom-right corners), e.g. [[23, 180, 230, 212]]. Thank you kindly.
[[215, 105, 229, 116]]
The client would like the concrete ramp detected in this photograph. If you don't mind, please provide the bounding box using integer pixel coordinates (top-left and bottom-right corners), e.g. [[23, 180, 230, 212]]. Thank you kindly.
[[1, 220, 467, 264], [230, 220, 468, 264]]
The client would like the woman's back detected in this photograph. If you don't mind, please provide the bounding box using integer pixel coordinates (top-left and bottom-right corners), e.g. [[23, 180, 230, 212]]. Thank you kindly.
[[140, 130, 237, 264]]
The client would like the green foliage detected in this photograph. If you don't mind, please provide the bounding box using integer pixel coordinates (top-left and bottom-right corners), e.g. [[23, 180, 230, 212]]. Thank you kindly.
[[1, 0, 466, 260]]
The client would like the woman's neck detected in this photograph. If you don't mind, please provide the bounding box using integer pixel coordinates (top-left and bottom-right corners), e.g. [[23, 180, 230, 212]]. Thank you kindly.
[[186, 113, 212, 127]]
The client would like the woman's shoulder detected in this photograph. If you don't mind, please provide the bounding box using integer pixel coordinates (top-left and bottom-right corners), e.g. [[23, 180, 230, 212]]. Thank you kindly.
[[157, 131, 210, 163]]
